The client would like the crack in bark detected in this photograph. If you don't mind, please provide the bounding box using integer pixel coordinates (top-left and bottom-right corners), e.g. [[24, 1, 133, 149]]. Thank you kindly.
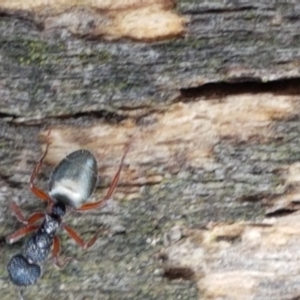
[[0, 109, 129, 125], [2, 78, 300, 124], [180, 77, 300, 99], [183, 6, 260, 15]]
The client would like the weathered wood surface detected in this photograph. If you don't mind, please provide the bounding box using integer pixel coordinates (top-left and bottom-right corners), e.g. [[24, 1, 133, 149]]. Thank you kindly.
[[1, 0, 300, 299]]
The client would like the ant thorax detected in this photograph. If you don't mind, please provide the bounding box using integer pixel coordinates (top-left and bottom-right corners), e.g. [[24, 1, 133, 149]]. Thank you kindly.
[[41, 214, 61, 236]]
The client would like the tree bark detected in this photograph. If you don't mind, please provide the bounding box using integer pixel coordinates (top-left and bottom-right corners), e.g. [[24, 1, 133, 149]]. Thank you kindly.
[[1, 1, 300, 299]]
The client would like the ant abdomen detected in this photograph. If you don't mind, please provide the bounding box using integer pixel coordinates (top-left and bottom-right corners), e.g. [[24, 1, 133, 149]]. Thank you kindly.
[[7, 254, 41, 287]]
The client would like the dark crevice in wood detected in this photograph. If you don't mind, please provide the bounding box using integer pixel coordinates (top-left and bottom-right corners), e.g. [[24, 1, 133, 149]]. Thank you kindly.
[[265, 208, 296, 217], [0, 112, 17, 119], [237, 194, 267, 203], [183, 6, 263, 15], [215, 235, 242, 243], [180, 77, 300, 99], [54, 110, 127, 123], [0, 235, 7, 247], [0, 110, 129, 125], [0, 174, 23, 189], [0, 10, 41, 29], [163, 266, 195, 281]]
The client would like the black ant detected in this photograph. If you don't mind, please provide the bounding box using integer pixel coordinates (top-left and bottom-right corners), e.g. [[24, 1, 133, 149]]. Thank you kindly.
[[6, 130, 130, 297]]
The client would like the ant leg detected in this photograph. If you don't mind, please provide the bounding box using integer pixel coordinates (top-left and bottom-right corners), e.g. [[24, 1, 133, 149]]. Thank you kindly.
[[10, 201, 44, 225], [19, 288, 25, 300], [27, 212, 45, 225], [52, 236, 73, 268], [6, 224, 39, 244], [77, 143, 130, 212], [63, 224, 99, 249], [29, 129, 52, 202]]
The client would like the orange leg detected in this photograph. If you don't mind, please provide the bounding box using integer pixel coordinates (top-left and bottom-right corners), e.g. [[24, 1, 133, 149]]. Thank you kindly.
[[29, 129, 52, 202], [6, 224, 39, 244], [52, 236, 73, 268], [77, 143, 130, 212], [10, 201, 44, 225], [63, 224, 98, 249]]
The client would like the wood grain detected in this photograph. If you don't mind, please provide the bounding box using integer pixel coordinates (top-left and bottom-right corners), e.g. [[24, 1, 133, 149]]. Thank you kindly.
[[1, 1, 300, 299]]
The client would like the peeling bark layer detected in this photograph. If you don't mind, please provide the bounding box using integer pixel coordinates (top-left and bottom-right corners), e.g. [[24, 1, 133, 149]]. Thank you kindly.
[[162, 215, 300, 300], [1, 0, 185, 41]]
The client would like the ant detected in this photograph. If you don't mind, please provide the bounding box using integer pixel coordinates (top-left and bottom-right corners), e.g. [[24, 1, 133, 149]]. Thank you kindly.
[[6, 130, 130, 297]]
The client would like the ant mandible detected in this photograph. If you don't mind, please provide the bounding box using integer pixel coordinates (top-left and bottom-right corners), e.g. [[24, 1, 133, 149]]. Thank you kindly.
[[6, 129, 130, 291]]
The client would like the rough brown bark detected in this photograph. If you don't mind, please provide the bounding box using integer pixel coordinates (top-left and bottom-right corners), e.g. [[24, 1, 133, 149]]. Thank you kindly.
[[1, 1, 300, 299]]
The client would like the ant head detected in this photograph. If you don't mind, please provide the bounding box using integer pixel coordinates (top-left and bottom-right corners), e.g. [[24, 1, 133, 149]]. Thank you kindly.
[[51, 202, 66, 218]]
